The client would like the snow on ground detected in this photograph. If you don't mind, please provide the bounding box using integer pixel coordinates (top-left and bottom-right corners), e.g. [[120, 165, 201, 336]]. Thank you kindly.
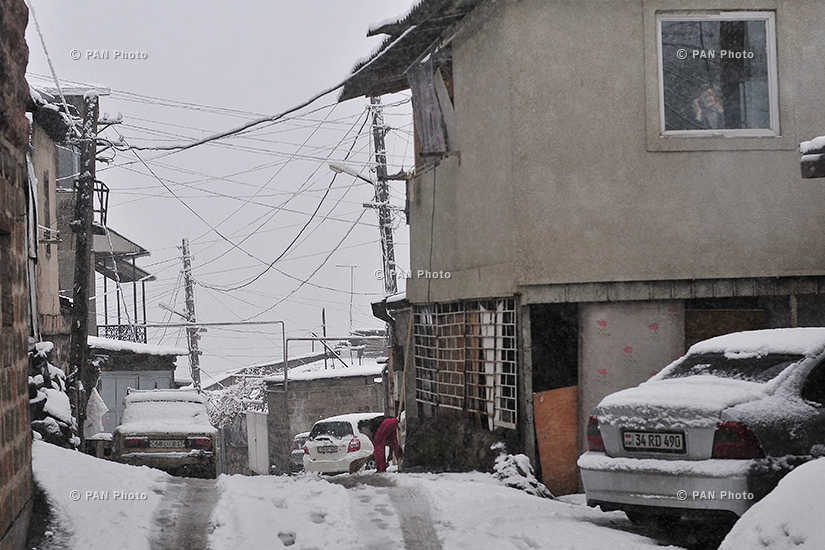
[[718, 457, 825, 550], [33, 441, 680, 550], [32, 440, 170, 550]]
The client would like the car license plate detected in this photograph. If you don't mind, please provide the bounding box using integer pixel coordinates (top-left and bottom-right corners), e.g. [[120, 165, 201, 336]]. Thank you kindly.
[[623, 431, 685, 453], [317, 445, 338, 454], [149, 439, 184, 449]]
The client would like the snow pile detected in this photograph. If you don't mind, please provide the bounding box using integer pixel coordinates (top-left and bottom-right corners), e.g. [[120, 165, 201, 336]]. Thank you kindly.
[[492, 442, 553, 498], [719, 458, 825, 549], [684, 328, 825, 359], [32, 440, 169, 550], [29, 340, 78, 448], [800, 136, 825, 155]]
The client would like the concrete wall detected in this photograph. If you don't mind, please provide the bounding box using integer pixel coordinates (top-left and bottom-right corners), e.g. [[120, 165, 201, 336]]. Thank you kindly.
[[0, 1, 33, 547], [266, 375, 385, 474], [406, 0, 825, 305]]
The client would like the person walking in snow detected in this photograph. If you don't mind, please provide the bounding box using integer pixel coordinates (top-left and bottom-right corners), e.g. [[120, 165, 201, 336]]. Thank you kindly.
[[359, 416, 403, 473]]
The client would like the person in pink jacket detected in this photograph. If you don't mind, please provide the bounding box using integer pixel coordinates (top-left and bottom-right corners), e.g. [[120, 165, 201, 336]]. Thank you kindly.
[[359, 416, 403, 472]]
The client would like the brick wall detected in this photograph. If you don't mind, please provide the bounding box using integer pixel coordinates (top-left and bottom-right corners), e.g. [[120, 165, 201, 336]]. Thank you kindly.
[[0, 1, 33, 549]]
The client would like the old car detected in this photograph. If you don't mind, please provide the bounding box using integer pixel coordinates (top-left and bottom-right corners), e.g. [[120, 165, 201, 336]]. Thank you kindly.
[[579, 328, 825, 525], [112, 389, 217, 478], [303, 412, 382, 474]]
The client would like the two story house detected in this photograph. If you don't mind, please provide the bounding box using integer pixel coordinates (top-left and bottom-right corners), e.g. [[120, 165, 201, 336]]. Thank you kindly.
[[344, 0, 825, 494]]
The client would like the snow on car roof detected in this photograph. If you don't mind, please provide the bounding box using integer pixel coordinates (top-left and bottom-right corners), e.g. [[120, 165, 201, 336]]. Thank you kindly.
[[688, 328, 825, 357], [118, 390, 215, 435], [313, 412, 384, 426]]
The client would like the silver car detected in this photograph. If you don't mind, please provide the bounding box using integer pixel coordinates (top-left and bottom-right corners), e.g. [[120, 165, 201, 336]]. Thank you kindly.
[[579, 328, 825, 524]]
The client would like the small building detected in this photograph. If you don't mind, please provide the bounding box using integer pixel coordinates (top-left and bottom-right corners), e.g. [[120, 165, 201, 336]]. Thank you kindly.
[[264, 358, 386, 474], [88, 336, 188, 433]]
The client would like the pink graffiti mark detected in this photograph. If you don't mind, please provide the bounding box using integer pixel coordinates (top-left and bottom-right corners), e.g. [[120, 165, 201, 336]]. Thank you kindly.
[[623, 346, 634, 354], [597, 320, 608, 327], [597, 368, 608, 376], [649, 323, 659, 331]]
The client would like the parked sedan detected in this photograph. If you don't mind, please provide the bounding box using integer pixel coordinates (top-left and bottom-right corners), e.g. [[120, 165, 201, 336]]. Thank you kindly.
[[579, 328, 825, 525], [303, 413, 382, 474], [112, 389, 217, 479]]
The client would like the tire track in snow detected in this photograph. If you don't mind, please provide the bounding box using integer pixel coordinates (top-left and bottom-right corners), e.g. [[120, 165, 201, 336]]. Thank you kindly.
[[332, 475, 443, 550], [150, 478, 218, 550]]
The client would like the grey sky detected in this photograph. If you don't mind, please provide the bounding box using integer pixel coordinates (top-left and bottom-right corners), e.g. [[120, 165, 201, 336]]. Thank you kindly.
[[25, 0, 415, 380]]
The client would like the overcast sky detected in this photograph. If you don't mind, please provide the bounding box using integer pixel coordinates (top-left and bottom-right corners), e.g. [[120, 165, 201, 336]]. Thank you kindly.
[[25, 0, 416, 381]]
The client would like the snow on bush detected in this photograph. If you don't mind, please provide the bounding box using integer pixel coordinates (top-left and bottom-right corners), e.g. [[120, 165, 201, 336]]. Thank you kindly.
[[719, 457, 825, 550], [29, 339, 79, 448], [492, 442, 554, 498], [206, 377, 267, 428]]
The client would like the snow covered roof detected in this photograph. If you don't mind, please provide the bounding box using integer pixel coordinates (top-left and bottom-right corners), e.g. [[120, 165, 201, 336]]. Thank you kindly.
[[265, 357, 385, 384], [339, 0, 484, 101], [88, 336, 188, 356], [687, 328, 825, 358]]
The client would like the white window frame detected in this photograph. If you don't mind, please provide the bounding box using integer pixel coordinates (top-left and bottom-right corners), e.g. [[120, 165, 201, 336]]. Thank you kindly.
[[657, 11, 779, 138]]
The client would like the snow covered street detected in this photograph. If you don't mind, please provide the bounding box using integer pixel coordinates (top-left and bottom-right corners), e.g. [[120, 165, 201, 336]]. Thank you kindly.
[[30, 440, 687, 550]]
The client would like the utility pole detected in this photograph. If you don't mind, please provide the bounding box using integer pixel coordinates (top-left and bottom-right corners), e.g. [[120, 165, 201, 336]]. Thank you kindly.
[[370, 96, 398, 296], [68, 92, 99, 444], [181, 238, 201, 390]]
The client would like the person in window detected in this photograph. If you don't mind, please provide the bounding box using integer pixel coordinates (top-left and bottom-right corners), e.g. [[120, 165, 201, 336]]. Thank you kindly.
[[358, 416, 403, 472], [692, 86, 725, 129]]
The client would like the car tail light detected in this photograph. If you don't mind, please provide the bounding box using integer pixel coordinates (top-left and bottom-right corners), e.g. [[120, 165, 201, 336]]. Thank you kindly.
[[304, 446, 309, 455], [124, 437, 149, 449], [587, 416, 606, 452], [712, 421, 765, 459], [347, 436, 361, 453], [186, 437, 213, 451]]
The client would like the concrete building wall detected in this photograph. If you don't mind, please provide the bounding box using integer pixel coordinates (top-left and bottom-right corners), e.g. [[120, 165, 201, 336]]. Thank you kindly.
[[0, 1, 33, 548], [406, 0, 825, 305]]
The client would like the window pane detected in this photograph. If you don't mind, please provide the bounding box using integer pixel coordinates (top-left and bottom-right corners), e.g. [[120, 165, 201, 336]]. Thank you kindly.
[[661, 18, 771, 131]]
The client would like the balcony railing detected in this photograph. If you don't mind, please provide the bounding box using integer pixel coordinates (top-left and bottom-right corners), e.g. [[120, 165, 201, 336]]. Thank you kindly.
[[96, 324, 146, 343]]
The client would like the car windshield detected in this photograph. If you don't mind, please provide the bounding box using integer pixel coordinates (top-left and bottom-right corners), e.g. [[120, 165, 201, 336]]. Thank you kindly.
[[662, 352, 804, 383], [309, 421, 353, 439]]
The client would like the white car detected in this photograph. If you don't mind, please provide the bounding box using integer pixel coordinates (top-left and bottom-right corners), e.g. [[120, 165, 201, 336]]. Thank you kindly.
[[112, 389, 217, 478], [579, 328, 825, 525], [303, 413, 382, 474]]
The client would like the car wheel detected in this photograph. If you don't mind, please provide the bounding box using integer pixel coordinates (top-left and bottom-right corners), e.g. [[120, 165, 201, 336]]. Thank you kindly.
[[364, 458, 377, 471]]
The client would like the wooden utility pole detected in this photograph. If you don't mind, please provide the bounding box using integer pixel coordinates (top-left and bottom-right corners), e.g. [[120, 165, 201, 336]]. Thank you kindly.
[[68, 92, 99, 443], [181, 238, 201, 390], [370, 96, 398, 296]]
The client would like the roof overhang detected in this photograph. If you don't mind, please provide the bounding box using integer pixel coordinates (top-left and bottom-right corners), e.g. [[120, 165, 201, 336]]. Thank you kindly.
[[339, 0, 483, 101]]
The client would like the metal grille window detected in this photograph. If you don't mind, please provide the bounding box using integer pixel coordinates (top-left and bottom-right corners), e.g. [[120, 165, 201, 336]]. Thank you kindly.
[[414, 298, 517, 430]]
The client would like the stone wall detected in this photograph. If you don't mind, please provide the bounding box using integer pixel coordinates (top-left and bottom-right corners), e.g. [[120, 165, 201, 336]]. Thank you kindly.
[[0, 2, 33, 548], [266, 375, 385, 474]]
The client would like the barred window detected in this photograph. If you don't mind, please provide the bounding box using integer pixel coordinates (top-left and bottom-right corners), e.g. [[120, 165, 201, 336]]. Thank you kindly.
[[413, 298, 517, 430]]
